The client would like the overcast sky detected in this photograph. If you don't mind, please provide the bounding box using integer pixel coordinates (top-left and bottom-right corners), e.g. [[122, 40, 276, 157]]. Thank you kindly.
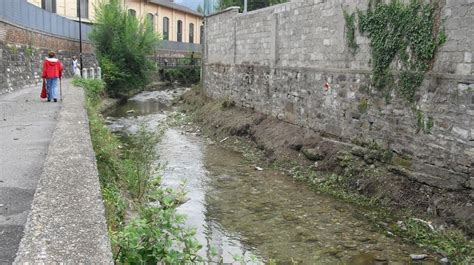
[[174, 0, 219, 11], [174, 0, 201, 10]]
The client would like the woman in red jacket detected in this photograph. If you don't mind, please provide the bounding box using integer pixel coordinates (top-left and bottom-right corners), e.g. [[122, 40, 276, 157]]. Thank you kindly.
[[42, 51, 63, 102]]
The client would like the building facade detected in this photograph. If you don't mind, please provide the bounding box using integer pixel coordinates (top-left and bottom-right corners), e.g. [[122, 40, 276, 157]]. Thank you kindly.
[[125, 0, 204, 44], [27, 0, 204, 44], [27, 0, 96, 23]]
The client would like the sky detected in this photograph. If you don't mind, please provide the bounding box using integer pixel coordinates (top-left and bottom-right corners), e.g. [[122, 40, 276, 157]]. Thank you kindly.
[[173, 0, 202, 10], [173, 0, 218, 12]]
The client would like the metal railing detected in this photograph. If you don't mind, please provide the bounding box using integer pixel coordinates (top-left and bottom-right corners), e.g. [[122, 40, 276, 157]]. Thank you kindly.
[[0, 0, 91, 41], [157, 40, 203, 53], [155, 57, 202, 68]]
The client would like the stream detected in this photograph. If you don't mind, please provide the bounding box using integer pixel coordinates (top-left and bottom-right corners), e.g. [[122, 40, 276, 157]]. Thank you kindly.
[[104, 86, 437, 264]]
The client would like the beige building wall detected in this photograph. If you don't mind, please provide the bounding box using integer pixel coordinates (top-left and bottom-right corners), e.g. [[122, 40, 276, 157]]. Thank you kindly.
[[124, 0, 203, 44], [27, 0, 203, 43], [27, 0, 98, 23]]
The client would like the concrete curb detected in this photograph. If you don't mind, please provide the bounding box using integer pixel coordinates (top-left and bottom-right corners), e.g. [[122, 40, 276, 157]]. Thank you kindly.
[[14, 79, 113, 264]]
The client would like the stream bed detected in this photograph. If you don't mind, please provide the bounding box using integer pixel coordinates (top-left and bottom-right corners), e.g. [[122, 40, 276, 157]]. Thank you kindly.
[[104, 87, 437, 264]]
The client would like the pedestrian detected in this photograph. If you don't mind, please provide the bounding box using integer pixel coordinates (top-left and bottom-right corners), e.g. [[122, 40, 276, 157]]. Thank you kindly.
[[190, 51, 195, 65], [42, 51, 63, 102], [72, 56, 80, 76]]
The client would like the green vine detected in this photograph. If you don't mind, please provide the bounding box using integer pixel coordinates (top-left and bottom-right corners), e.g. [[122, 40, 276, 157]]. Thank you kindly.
[[345, 0, 446, 103], [343, 9, 359, 55], [414, 109, 433, 134]]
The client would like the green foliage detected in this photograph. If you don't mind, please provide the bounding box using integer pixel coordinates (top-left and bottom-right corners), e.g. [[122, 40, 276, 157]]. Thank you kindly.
[[162, 67, 200, 85], [197, 4, 204, 14], [25, 46, 34, 57], [414, 109, 433, 134], [221, 98, 236, 109], [113, 177, 202, 264], [89, 0, 159, 97], [122, 126, 161, 202], [282, 161, 473, 264], [358, 97, 368, 113], [415, 109, 424, 133], [343, 9, 358, 55], [74, 80, 202, 263], [394, 219, 474, 264], [425, 116, 434, 133], [161, 54, 201, 85], [73, 77, 106, 105], [9, 45, 18, 54], [348, 0, 444, 103]]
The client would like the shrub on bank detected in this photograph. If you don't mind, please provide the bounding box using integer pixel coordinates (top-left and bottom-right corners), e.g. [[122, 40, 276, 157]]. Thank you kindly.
[[90, 0, 159, 97], [73, 78, 202, 263], [161, 67, 200, 85]]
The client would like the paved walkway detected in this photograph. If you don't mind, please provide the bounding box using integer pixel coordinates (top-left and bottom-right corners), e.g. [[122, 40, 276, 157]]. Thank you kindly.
[[0, 83, 61, 264], [1, 79, 112, 263], [14, 79, 113, 263]]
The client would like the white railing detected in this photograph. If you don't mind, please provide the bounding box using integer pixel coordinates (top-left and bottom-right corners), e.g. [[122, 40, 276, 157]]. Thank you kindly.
[[81, 67, 101, 79]]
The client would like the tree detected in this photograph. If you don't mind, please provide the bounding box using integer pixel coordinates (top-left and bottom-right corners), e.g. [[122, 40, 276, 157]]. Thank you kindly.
[[89, 0, 159, 97], [197, 4, 204, 14]]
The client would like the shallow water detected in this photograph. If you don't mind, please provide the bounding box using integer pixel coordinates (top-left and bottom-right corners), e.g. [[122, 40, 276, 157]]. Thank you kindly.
[[105, 88, 437, 264]]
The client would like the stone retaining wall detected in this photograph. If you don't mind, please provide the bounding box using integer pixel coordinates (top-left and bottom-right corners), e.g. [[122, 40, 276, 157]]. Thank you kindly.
[[0, 20, 97, 94], [203, 1, 474, 191]]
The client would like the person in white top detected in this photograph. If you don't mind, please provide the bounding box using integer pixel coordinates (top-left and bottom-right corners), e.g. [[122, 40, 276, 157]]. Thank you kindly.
[[72, 56, 81, 76]]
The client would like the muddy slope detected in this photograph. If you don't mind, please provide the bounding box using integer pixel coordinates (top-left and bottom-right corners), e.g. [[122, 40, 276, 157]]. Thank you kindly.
[[180, 87, 474, 236]]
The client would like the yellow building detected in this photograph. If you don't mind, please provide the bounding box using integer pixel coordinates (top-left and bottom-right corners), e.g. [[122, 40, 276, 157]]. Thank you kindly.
[[125, 0, 204, 44], [27, 0, 204, 44], [27, 0, 98, 24]]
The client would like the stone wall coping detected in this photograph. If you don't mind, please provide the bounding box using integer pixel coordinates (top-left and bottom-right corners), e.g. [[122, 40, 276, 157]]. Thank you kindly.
[[206, 6, 240, 18], [14, 79, 113, 264]]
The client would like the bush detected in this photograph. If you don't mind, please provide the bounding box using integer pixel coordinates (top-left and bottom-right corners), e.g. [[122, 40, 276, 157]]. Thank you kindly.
[[74, 79, 202, 263], [72, 77, 106, 105], [162, 67, 200, 85], [90, 0, 159, 97]]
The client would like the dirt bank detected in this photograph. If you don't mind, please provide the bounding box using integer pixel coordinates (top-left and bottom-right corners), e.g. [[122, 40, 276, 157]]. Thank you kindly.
[[179, 87, 474, 238]]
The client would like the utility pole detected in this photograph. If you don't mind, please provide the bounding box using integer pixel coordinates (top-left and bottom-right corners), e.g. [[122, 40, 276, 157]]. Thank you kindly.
[[78, 0, 83, 77], [244, 0, 248, 13]]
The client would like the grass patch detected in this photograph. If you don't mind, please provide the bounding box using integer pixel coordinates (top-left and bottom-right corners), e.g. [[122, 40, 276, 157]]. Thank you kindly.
[[277, 161, 473, 264]]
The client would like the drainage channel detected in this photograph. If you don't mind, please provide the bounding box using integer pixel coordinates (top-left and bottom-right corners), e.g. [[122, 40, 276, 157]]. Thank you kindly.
[[104, 87, 435, 264]]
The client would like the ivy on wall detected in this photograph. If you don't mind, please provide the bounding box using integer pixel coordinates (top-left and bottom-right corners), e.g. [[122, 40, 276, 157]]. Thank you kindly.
[[343, 10, 358, 55], [344, 0, 446, 103]]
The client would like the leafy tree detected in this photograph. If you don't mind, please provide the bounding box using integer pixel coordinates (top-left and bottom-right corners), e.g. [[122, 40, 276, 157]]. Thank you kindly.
[[197, 4, 204, 14], [89, 0, 159, 97]]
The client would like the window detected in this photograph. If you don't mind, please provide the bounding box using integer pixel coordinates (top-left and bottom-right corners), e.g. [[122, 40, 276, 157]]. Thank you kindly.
[[177, 20, 183, 42], [41, 0, 56, 13], [163, 17, 169, 40], [146, 13, 154, 31], [200, 25, 204, 44], [128, 9, 136, 17], [77, 0, 89, 19], [189, 23, 194, 43]]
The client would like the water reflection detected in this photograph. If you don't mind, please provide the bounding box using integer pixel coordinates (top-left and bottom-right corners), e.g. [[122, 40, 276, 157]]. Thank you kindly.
[[158, 129, 262, 263]]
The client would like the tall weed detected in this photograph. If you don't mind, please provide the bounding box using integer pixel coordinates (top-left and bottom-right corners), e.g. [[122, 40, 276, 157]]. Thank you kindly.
[[90, 0, 159, 97], [74, 79, 202, 263]]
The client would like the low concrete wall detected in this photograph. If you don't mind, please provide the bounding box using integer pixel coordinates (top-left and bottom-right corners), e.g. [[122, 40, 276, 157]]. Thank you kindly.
[[14, 80, 113, 263]]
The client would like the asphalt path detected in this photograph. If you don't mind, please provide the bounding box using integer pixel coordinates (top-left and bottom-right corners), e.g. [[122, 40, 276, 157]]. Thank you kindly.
[[0, 84, 60, 264]]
